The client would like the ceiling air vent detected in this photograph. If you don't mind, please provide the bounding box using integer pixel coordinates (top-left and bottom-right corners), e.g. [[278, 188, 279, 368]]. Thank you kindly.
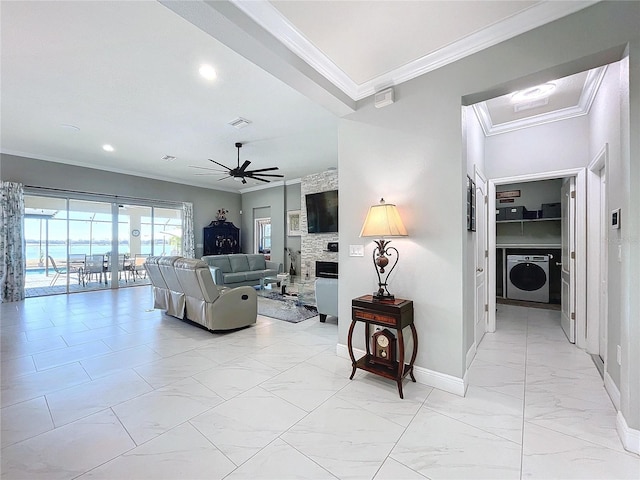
[[161, 155, 176, 161], [228, 117, 252, 129]]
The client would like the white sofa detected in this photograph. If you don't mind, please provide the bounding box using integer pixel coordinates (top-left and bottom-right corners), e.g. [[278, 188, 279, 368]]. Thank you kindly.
[[145, 256, 257, 331]]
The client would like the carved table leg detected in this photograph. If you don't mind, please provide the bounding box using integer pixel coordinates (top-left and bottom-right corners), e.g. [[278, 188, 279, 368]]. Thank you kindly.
[[347, 319, 357, 380]]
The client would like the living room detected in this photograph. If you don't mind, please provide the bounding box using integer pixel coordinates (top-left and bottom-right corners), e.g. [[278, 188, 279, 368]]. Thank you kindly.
[[1, 1, 639, 478]]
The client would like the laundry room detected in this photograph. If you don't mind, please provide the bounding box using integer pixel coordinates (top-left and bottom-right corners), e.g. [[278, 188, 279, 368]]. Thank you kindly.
[[495, 178, 562, 307]]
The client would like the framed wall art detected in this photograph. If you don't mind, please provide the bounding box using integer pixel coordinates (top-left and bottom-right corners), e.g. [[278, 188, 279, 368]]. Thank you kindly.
[[467, 176, 476, 232], [287, 210, 302, 236]]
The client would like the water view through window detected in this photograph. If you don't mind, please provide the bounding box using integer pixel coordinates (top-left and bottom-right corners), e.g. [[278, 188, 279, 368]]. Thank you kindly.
[[24, 193, 183, 297]]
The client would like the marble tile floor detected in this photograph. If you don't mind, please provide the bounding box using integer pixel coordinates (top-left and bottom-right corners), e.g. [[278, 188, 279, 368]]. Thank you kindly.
[[1, 288, 638, 479]]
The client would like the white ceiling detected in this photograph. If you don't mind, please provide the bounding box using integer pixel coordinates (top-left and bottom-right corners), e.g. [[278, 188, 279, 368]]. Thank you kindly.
[[0, 0, 599, 192]]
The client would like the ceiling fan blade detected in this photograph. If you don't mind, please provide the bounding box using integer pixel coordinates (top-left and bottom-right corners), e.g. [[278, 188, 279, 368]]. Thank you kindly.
[[251, 176, 270, 183], [217, 176, 232, 181], [208, 159, 231, 170], [246, 167, 280, 174], [189, 165, 228, 172], [239, 160, 251, 173], [193, 173, 222, 176], [248, 173, 284, 178]]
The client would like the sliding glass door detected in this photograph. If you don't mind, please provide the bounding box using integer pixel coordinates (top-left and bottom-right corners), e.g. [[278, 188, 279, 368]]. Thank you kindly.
[[24, 192, 185, 297]]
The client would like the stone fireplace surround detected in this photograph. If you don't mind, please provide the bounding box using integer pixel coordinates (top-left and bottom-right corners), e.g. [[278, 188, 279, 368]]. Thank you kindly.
[[300, 170, 338, 279]]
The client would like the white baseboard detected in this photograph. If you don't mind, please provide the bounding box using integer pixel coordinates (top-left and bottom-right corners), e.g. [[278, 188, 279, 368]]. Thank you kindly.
[[616, 411, 640, 455], [336, 343, 466, 397], [604, 371, 621, 410], [466, 342, 477, 369]]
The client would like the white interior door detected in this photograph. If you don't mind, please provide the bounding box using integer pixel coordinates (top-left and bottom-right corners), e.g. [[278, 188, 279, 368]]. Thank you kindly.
[[598, 167, 608, 359], [561, 177, 576, 342], [475, 171, 488, 347]]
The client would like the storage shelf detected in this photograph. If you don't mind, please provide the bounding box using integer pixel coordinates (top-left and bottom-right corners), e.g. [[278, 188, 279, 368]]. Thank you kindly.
[[497, 217, 561, 224], [354, 355, 413, 381]]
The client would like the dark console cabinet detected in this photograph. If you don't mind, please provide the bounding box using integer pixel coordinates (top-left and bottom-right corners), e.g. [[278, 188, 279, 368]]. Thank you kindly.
[[203, 221, 240, 255]]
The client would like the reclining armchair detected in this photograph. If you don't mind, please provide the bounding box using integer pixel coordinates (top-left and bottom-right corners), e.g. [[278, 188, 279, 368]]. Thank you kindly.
[[173, 258, 257, 331], [146, 257, 257, 332]]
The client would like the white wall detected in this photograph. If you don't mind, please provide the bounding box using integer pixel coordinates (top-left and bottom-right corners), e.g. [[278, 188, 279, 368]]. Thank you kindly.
[[337, 1, 640, 396], [485, 116, 590, 179], [464, 106, 486, 359], [589, 62, 623, 390]]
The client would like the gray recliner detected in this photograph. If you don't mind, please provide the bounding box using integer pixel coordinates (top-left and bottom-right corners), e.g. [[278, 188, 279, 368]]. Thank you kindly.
[[145, 256, 170, 310], [315, 277, 338, 323], [157, 256, 185, 318], [173, 258, 257, 331]]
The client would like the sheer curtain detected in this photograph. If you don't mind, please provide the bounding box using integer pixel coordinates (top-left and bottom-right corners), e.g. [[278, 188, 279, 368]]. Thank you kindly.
[[183, 202, 195, 258], [1, 182, 25, 302]]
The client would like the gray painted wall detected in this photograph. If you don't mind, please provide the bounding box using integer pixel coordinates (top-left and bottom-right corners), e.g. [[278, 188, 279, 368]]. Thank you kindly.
[[240, 185, 285, 268], [464, 106, 486, 361], [0, 154, 241, 259], [589, 61, 624, 394], [285, 182, 302, 274], [338, 0, 639, 402]]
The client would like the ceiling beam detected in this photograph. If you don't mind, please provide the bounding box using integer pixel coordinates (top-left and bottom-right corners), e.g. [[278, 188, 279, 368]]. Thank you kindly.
[[159, 0, 356, 117]]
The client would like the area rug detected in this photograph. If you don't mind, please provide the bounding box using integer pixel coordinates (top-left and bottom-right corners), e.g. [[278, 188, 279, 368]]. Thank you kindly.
[[257, 293, 318, 323]]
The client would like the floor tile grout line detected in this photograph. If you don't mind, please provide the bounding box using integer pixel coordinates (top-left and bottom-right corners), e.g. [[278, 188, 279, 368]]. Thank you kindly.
[[519, 309, 530, 480]]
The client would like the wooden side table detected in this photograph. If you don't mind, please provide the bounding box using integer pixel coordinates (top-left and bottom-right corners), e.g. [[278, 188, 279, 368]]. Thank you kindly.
[[349, 295, 417, 398]]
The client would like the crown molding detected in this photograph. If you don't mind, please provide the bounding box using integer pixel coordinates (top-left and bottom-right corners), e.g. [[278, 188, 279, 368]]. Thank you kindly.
[[0, 149, 240, 193], [232, 0, 597, 101], [230, 0, 358, 97], [473, 65, 607, 136]]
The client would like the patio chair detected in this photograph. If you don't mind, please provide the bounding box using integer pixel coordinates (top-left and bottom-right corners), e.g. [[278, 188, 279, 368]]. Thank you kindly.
[[131, 253, 149, 281], [68, 254, 86, 286], [106, 254, 128, 283], [48, 256, 67, 286], [84, 254, 107, 284]]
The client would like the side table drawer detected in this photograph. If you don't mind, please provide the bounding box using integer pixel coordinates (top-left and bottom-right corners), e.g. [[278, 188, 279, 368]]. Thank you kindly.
[[352, 308, 397, 327]]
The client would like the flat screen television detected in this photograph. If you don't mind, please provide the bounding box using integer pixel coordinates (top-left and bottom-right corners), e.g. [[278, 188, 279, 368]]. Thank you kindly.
[[305, 190, 338, 233]]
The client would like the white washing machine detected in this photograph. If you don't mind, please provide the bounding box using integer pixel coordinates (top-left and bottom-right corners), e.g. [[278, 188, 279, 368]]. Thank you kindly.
[[506, 255, 550, 303]]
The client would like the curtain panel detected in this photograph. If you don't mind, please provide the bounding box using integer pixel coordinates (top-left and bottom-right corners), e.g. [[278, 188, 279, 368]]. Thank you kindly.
[[183, 202, 195, 258], [1, 182, 25, 302]]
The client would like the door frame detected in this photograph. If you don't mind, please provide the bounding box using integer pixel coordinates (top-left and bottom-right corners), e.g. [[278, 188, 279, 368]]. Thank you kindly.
[[586, 144, 609, 356], [474, 167, 488, 351], [487, 167, 587, 349]]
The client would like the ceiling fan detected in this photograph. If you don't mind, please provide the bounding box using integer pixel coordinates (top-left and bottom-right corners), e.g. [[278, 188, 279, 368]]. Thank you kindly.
[[190, 142, 284, 184]]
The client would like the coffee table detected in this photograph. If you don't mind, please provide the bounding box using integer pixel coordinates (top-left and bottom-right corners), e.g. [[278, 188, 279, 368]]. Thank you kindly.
[[261, 275, 315, 306]]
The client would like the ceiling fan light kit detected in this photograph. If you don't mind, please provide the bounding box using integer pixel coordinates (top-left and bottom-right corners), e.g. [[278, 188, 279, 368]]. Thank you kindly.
[[190, 142, 284, 185]]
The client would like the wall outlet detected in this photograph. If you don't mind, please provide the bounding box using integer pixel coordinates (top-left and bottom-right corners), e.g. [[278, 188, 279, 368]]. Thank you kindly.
[[617, 345, 622, 365]]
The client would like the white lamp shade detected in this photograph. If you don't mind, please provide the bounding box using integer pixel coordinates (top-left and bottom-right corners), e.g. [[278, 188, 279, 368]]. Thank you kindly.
[[359, 200, 408, 237]]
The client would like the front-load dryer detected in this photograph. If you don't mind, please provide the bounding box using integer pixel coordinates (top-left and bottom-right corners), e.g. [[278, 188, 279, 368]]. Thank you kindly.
[[506, 255, 550, 303]]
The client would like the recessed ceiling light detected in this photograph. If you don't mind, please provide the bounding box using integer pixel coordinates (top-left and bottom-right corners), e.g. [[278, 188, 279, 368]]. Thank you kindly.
[[511, 83, 556, 103], [199, 64, 217, 81], [102, 144, 114, 152]]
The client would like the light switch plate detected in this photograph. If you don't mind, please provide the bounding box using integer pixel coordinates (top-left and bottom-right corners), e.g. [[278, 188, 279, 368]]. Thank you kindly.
[[349, 245, 364, 257]]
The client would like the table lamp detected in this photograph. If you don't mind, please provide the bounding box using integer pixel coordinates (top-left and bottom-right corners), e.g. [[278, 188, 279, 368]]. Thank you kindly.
[[359, 198, 408, 300]]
